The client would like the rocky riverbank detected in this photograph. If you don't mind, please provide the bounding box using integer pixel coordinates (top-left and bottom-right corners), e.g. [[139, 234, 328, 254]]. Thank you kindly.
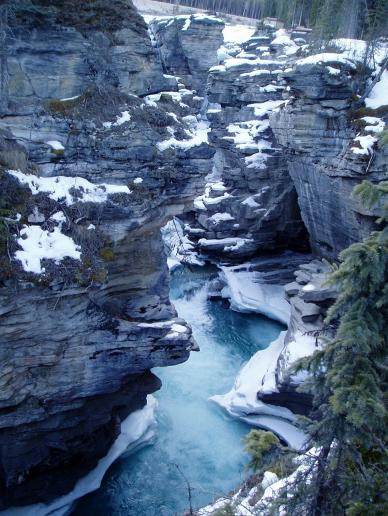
[[0, 0, 217, 508], [0, 0, 387, 511]]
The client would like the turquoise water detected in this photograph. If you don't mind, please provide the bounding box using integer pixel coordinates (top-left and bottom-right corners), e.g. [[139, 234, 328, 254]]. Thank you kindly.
[[72, 266, 285, 515]]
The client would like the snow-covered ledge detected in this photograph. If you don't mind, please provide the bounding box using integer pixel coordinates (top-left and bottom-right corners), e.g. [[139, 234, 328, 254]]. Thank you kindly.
[[220, 264, 291, 325], [210, 260, 328, 451], [211, 332, 308, 450]]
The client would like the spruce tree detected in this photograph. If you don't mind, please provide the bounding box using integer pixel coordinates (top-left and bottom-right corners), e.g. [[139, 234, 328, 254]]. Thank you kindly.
[[289, 181, 388, 515], [244, 182, 387, 515]]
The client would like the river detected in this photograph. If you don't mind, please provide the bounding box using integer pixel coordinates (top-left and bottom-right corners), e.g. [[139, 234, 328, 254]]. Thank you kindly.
[[72, 266, 285, 515]]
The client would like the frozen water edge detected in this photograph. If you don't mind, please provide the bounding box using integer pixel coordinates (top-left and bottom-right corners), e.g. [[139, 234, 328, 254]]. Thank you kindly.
[[211, 265, 308, 451], [2, 396, 158, 516], [210, 332, 308, 451], [220, 265, 291, 325]]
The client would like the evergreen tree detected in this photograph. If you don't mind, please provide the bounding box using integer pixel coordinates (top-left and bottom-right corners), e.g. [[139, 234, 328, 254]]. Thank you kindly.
[[288, 181, 387, 515], [244, 182, 387, 515]]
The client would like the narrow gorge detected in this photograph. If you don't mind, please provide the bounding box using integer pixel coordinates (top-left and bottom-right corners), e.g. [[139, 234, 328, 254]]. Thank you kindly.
[[0, 1, 387, 515]]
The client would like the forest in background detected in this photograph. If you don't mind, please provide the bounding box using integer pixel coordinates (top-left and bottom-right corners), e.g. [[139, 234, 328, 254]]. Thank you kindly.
[[158, 0, 388, 39]]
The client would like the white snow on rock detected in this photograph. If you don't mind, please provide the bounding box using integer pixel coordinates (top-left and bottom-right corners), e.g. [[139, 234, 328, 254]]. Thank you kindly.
[[210, 331, 308, 450], [223, 24, 255, 44], [161, 219, 204, 270], [245, 151, 269, 170], [226, 119, 270, 149], [262, 471, 279, 490], [351, 134, 377, 155], [248, 99, 286, 117], [8, 170, 131, 206], [208, 212, 234, 225], [144, 90, 191, 108], [4, 396, 158, 516], [283, 331, 318, 385], [198, 448, 320, 515], [181, 16, 191, 31], [157, 120, 209, 151], [271, 29, 299, 56], [164, 322, 190, 339], [15, 223, 81, 274], [46, 140, 65, 151], [220, 266, 291, 325], [198, 236, 252, 253], [330, 38, 388, 66], [194, 181, 232, 210], [133, 177, 143, 184], [295, 52, 356, 68], [330, 38, 367, 61], [103, 110, 131, 128], [326, 65, 341, 75], [365, 70, 388, 109], [361, 116, 385, 133], [224, 56, 279, 70]]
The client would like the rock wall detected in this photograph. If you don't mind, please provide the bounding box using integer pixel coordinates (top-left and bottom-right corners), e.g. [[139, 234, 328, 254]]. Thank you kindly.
[[149, 14, 224, 95], [182, 29, 309, 261], [0, 0, 215, 508], [270, 55, 388, 259]]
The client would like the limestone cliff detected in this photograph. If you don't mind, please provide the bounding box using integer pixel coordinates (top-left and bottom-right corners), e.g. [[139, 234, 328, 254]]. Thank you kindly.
[[182, 28, 309, 261], [270, 53, 388, 258], [0, 0, 214, 508]]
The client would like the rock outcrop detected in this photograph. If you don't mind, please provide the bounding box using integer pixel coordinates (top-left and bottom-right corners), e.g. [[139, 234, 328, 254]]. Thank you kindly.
[[182, 29, 309, 261], [149, 14, 224, 95], [270, 54, 388, 258], [257, 259, 337, 415], [0, 0, 215, 508]]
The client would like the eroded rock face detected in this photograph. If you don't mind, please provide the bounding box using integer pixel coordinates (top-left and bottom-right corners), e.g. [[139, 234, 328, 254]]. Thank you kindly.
[[0, 0, 215, 507], [258, 259, 338, 415], [270, 57, 388, 259], [149, 14, 224, 95], [183, 30, 309, 261]]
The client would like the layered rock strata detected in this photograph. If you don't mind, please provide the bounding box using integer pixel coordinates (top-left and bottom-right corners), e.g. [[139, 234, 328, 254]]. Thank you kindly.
[[149, 14, 224, 95], [270, 53, 388, 258], [183, 29, 309, 261], [0, 0, 215, 508]]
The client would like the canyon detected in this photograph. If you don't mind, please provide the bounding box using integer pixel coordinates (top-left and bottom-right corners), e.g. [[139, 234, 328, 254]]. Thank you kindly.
[[0, 0, 387, 513]]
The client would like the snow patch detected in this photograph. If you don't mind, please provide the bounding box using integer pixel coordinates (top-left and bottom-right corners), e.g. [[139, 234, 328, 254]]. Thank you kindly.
[[351, 134, 377, 155], [103, 110, 131, 129], [8, 170, 131, 206], [46, 140, 65, 151], [361, 116, 385, 133], [15, 223, 81, 274], [296, 52, 356, 68], [223, 24, 255, 44], [220, 266, 290, 325], [157, 120, 209, 151], [365, 70, 388, 109]]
